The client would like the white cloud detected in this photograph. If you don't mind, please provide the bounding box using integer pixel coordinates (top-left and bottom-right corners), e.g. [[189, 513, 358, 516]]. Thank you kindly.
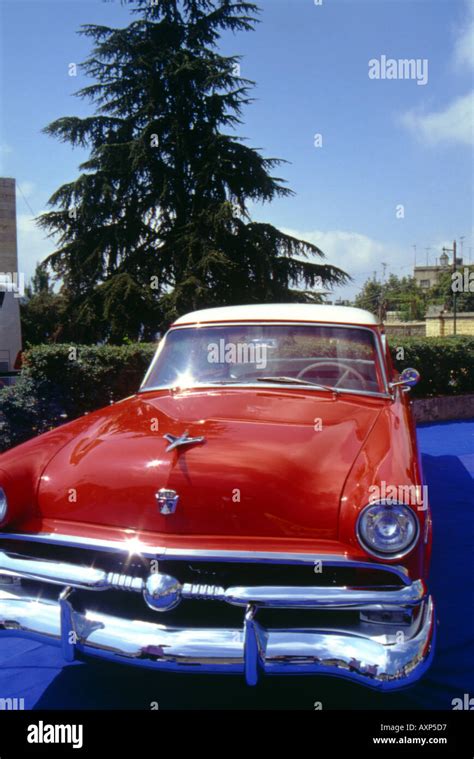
[[16, 213, 56, 281], [400, 91, 474, 146], [14, 182, 58, 282], [453, 2, 474, 71], [401, 1, 474, 148], [16, 181, 36, 200], [280, 227, 409, 299]]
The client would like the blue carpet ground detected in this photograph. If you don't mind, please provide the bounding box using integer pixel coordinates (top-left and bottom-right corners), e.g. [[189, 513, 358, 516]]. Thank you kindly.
[[0, 420, 472, 709]]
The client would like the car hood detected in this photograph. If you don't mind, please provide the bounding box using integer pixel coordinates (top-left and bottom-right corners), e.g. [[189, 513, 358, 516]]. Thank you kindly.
[[37, 389, 384, 539]]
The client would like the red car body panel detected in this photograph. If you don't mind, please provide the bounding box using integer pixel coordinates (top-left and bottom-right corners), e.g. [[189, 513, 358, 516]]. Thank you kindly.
[[35, 391, 382, 537], [0, 341, 430, 582], [0, 307, 435, 689]]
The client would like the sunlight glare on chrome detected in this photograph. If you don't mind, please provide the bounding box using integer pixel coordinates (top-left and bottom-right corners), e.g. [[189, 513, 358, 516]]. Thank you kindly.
[[124, 537, 145, 556]]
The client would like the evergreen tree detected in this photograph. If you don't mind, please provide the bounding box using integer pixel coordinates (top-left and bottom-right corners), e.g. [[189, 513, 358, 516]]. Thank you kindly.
[[354, 278, 383, 316], [20, 265, 66, 345], [38, 0, 348, 342]]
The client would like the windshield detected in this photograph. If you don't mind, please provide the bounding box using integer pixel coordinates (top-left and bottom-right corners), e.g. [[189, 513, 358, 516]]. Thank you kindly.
[[141, 323, 385, 395]]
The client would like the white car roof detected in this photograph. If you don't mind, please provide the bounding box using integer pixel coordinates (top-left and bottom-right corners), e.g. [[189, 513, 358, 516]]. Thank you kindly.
[[172, 304, 379, 327]]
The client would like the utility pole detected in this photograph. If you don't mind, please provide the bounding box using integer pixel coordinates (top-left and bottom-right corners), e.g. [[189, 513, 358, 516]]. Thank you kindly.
[[378, 292, 385, 323], [442, 241, 457, 335], [378, 264, 387, 323], [453, 240, 457, 336]]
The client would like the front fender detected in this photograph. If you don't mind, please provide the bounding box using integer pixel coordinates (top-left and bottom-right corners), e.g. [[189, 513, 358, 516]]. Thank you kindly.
[[0, 412, 104, 528], [339, 396, 431, 580]]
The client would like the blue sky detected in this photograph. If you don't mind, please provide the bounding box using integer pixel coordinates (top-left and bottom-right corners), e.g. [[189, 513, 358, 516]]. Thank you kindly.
[[0, 0, 473, 300]]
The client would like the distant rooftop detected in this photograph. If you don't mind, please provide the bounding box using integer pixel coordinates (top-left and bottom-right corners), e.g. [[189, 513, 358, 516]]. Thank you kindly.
[[414, 258, 463, 271]]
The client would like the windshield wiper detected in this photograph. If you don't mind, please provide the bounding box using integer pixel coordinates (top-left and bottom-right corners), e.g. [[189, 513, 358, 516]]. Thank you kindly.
[[257, 376, 340, 394], [206, 379, 243, 384]]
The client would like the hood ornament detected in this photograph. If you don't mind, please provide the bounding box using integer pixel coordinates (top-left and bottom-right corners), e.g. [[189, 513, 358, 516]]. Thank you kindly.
[[164, 430, 205, 453], [156, 488, 179, 515]]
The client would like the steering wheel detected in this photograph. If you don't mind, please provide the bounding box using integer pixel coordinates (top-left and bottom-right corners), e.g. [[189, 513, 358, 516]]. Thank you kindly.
[[296, 360, 368, 389]]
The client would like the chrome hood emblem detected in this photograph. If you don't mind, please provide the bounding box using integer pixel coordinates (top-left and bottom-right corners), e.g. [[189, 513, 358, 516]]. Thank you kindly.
[[164, 430, 205, 453], [156, 488, 179, 515]]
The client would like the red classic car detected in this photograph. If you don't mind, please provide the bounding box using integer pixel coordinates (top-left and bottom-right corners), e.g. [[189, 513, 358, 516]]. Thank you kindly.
[[0, 304, 435, 689]]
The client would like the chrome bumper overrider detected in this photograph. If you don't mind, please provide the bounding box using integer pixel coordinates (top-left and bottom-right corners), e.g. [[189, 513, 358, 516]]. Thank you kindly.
[[0, 548, 436, 689]]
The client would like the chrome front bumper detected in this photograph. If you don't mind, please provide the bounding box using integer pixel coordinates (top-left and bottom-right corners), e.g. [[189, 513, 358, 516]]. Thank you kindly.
[[0, 547, 436, 690]]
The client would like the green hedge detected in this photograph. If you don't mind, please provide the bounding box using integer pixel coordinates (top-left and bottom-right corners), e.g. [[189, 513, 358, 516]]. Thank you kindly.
[[389, 335, 474, 399], [0, 343, 155, 452], [0, 336, 473, 452]]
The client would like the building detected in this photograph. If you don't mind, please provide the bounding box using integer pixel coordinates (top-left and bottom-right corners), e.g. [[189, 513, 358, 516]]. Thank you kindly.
[[0, 178, 22, 380], [414, 251, 463, 289]]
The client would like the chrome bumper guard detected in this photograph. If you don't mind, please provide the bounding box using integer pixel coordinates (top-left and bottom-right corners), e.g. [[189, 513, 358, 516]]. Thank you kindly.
[[0, 549, 435, 689]]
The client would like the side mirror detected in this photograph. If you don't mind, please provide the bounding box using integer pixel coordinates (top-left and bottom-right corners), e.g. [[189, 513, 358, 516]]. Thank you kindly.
[[390, 367, 420, 392]]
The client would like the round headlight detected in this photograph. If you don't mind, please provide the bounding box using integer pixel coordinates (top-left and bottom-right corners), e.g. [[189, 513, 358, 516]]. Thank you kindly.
[[357, 501, 419, 558], [0, 487, 7, 523]]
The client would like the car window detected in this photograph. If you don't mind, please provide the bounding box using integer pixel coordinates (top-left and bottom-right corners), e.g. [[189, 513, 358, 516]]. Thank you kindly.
[[142, 324, 385, 394]]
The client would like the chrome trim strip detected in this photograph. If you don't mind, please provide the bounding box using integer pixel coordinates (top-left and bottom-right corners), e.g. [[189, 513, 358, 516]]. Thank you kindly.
[[140, 383, 391, 400], [0, 550, 143, 592], [243, 605, 260, 686], [0, 534, 411, 583], [139, 321, 390, 397], [216, 580, 425, 609], [0, 585, 436, 690], [155, 549, 409, 582], [59, 587, 76, 662], [0, 550, 111, 590], [0, 549, 422, 608], [0, 531, 167, 556]]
